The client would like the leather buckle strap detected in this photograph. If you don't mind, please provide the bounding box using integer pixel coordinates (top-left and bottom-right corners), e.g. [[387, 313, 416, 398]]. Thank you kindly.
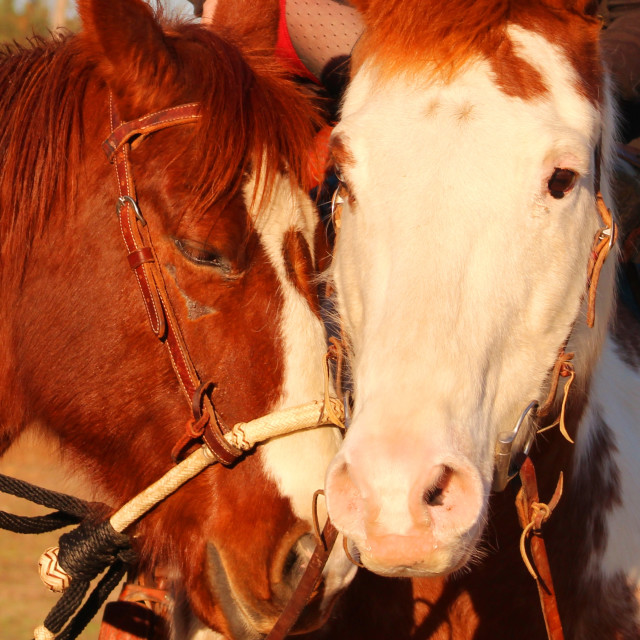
[[265, 518, 339, 640], [116, 192, 167, 340], [107, 96, 203, 405], [102, 103, 201, 161]]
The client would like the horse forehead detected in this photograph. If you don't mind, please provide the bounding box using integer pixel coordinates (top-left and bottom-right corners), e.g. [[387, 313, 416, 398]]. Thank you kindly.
[[340, 26, 597, 174]]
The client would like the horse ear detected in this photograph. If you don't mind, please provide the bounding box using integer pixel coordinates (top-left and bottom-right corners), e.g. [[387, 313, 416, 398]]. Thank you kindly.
[[77, 0, 176, 114], [208, 0, 280, 51]]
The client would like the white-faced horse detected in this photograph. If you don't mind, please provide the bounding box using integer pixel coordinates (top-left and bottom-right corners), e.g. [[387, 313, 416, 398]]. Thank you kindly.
[[317, 0, 640, 636]]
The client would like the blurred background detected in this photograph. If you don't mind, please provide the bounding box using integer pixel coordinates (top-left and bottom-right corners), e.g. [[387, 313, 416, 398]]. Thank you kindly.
[[0, 0, 191, 42]]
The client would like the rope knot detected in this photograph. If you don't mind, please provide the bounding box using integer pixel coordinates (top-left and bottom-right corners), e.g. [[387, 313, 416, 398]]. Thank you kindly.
[[529, 502, 551, 529], [58, 518, 135, 583], [518, 469, 563, 582]]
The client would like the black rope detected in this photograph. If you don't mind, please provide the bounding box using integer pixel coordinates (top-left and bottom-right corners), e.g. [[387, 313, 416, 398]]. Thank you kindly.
[[0, 473, 137, 640], [0, 474, 94, 517], [0, 510, 80, 533], [58, 518, 135, 583], [57, 560, 129, 640]]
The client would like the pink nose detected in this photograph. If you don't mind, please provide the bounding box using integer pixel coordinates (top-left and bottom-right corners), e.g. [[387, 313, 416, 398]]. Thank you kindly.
[[325, 453, 485, 575]]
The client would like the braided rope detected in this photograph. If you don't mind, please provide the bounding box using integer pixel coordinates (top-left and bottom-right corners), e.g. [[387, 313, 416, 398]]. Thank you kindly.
[[0, 474, 92, 517], [109, 445, 214, 533], [35, 397, 346, 593], [0, 397, 346, 640], [227, 399, 344, 451], [112, 399, 344, 532]]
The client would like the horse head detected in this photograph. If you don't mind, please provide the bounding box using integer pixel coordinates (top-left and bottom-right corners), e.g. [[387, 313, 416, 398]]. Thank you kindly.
[[324, 0, 617, 578], [0, 0, 353, 635]]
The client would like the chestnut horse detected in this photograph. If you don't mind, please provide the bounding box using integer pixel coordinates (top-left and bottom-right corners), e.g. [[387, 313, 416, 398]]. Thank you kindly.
[[0, 0, 355, 637]]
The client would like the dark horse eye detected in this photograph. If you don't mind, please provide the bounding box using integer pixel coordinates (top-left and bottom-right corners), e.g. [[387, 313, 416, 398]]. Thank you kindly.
[[548, 168, 577, 199], [175, 238, 231, 272]]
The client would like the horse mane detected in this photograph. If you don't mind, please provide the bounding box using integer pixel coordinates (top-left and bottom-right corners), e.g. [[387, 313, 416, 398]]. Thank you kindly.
[[0, 15, 320, 271], [353, 0, 600, 85], [0, 34, 90, 269], [165, 23, 322, 211]]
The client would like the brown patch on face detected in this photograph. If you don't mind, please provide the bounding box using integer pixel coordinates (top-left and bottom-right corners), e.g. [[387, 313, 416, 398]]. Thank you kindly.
[[283, 228, 321, 319], [490, 36, 548, 100], [510, 5, 603, 106]]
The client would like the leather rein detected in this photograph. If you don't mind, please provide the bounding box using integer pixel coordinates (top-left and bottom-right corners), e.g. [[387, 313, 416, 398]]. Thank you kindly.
[[33, 99, 343, 640]]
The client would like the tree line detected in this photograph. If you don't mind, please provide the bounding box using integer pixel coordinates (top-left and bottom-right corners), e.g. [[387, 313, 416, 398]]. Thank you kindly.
[[0, 0, 78, 43]]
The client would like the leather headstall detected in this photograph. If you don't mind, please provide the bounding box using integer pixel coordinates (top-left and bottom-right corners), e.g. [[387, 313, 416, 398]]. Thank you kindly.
[[103, 94, 243, 467], [505, 143, 617, 640]]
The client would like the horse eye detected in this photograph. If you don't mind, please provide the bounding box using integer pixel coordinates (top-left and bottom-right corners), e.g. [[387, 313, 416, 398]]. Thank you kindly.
[[175, 239, 231, 272], [332, 168, 356, 208], [548, 168, 577, 199]]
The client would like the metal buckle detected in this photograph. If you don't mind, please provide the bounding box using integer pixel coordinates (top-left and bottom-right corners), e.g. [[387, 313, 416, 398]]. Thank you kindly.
[[492, 400, 539, 492], [116, 195, 146, 226], [599, 223, 615, 250]]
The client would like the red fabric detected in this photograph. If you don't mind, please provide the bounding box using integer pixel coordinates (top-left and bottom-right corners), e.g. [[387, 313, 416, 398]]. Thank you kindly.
[[275, 0, 321, 83]]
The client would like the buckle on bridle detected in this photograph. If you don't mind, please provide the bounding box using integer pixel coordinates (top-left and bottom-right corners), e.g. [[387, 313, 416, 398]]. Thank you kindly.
[[116, 195, 146, 226], [492, 400, 539, 492]]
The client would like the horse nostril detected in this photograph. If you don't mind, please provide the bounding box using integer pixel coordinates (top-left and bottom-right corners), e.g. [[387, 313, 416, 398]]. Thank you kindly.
[[280, 533, 316, 587], [423, 465, 453, 507], [282, 548, 298, 578]]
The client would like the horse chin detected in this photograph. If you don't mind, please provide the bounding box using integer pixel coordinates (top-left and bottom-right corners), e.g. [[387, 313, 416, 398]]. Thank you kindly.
[[203, 542, 339, 638]]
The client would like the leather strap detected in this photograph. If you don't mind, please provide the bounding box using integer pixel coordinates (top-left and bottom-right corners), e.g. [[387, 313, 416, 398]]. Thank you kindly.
[[516, 458, 565, 640], [127, 247, 155, 270], [265, 518, 339, 640], [106, 97, 242, 464], [109, 96, 199, 397], [103, 103, 201, 161], [99, 572, 171, 640]]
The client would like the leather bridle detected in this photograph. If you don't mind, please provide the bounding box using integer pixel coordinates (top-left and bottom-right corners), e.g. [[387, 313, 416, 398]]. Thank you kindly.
[[104, 95, 245, 467]]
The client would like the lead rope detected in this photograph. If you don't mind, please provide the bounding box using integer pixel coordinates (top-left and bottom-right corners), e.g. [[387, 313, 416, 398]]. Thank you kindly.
[[27, 396, 345, 640], [0, 474, 135, 640]]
